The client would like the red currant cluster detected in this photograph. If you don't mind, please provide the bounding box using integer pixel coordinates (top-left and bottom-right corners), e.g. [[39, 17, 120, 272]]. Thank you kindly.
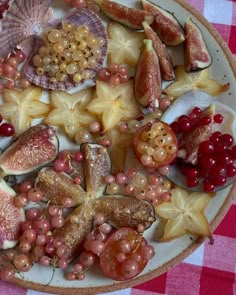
[[172, 107, 236, 192], [0, 49, 31, 92], [97, 63, 129, 85], [0, 0, 9, 19], [180, 131, 236, 191], [53, 149, 84, 180], [0, 115, 14, 137], [170, 107, 223, 133]]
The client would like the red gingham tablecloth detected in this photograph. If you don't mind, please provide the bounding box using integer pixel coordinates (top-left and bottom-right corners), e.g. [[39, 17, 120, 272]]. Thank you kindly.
[[0, 0, 236, 294]]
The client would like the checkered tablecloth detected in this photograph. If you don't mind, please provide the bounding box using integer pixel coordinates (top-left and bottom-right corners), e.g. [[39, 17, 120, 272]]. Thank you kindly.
[[1, 0, 236, 295]]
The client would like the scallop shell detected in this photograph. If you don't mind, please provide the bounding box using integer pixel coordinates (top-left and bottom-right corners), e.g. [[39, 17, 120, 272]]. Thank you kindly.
[[0, 0, 53, 58], [23, 9, 108, 91]]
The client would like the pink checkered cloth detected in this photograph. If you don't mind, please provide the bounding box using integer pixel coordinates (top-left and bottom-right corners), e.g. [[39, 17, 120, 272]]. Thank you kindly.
[[1, 1, 236, 295]]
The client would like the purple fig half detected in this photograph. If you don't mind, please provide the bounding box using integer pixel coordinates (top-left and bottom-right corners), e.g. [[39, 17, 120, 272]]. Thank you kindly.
[[141, 0, 185, 46], [184, 17, 212, 72], [0, 179, 25, 249], [143, 21, 175, 81], [93, 0, 153, 30], [0, 124, 59, 176], [135, 39, 162, 109]]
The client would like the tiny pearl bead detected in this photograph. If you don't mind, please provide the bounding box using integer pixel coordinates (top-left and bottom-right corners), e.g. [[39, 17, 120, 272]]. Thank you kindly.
[[106, 183, 119, 194], [160, 192, 171, 201], [125, 184, 135, 195], [104, 175, 115, 184], [132, 173, 147, 188], [140, 154, 153, 166], [126, 168, 137, 179], [148, 174, 159, 185], [158, 165, 170, 176], [89, 121, 101, 133], [115, 172, 128, 185], [160, 97, 171, 111], [118, 122, 129, 133]]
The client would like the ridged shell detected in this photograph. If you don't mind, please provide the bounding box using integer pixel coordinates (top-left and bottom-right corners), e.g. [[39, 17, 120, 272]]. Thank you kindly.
[[0, 0, 53, 58], [24, 9, 108, 91]]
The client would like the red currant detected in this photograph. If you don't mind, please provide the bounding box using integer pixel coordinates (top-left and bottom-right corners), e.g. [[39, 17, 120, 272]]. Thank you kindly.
[[219, 134, 233, 147], [214, 114, 224, 124], [187, 177, 199, 187], [226, 164, 236, 177], [198, 140, 214, 154], [203, 181, 215, 192], [192, 107, 201, 115], [0, 122, 15, 136]]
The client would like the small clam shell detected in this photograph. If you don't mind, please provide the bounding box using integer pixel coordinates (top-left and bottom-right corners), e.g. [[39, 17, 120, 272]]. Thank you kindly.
[[0, 0, 53, 57], [24, 8, 108, 91]]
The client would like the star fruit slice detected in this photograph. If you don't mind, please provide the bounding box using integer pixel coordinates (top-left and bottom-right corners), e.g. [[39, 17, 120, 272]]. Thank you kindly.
[[86, 79, 141, 132], [108, 22, 145, 66], [155, 187, 212, 241], [0, 86, 50, 137], [44, 87, 97, 140], [163, 65, 230, 99]]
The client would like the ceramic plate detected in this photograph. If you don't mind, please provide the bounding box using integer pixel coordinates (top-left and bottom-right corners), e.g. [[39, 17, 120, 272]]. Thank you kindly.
[[5, 0, 236, 294]]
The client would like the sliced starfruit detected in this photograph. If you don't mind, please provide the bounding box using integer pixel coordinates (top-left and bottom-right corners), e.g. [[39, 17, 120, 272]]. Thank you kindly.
[[86, 79, 141, 132], [163, 65, 230, 99], [108, 22, 145, 66], [0, 86, 50, 137], [44, 87, 97, 140], [155, 187, 212, 241]]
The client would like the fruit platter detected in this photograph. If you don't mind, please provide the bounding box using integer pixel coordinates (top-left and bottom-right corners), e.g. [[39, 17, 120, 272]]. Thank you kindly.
[[0, 0, 235, 294]]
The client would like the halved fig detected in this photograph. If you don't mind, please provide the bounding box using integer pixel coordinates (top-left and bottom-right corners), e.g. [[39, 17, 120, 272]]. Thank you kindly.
[[0, 124, 59, 176], [93, 0, 153, 30], [95, 195, 155, 229], [53, 196, 155, 261], [135, 39, 162, 109], [0, 179, 25, 249], [141, 0, 185, 45], [81, 143, 112, 197], [143, 21, 175, 81], [184, 17, 212, 72], [35, 167, 87, 206]]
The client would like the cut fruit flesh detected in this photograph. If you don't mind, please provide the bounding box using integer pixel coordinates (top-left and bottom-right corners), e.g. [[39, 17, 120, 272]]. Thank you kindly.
[[141, 0, 185, 45], [107, 22, 145, 66], [155, 187, 212, 241], [0, 124, 59, 176], [134, 39, 162, 109], [185, 17, 212, 72], [133, 120, 178, 168], [94, 0, 153, 30], [0, 179, 25, 249]]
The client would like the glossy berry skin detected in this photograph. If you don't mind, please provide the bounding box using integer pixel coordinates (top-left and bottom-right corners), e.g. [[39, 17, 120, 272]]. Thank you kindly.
[[99, 227, 150, 281], [0, 123, 15, 136]]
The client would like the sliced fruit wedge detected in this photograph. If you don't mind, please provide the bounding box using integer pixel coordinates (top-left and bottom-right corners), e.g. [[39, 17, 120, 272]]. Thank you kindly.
[[163, 65, 230, 99], [86, 79, 141, 131], [35, 167, 87, 206], [143, 21, 175, 81], [81, 143, 112, 198], [0, 179, 25, 249], [0, 124, 59, 176], [155, 187, 212, 241], [94, 0, 153, 30], [44, 87, 96, 141], [0, 86, 50, 137], [135, 39, 162, 109], [184, 17, 212, 72], [141, 0, 185, 45], [107, 22, 145, 66]]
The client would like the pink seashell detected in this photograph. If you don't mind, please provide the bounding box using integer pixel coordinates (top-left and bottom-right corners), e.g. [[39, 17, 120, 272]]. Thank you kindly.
[[0, 0, 53, 57], [23, 8, 108, 91]]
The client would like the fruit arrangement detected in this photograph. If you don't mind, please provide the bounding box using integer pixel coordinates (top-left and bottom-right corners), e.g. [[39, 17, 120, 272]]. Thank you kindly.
[[0, 0, 234, 288]]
